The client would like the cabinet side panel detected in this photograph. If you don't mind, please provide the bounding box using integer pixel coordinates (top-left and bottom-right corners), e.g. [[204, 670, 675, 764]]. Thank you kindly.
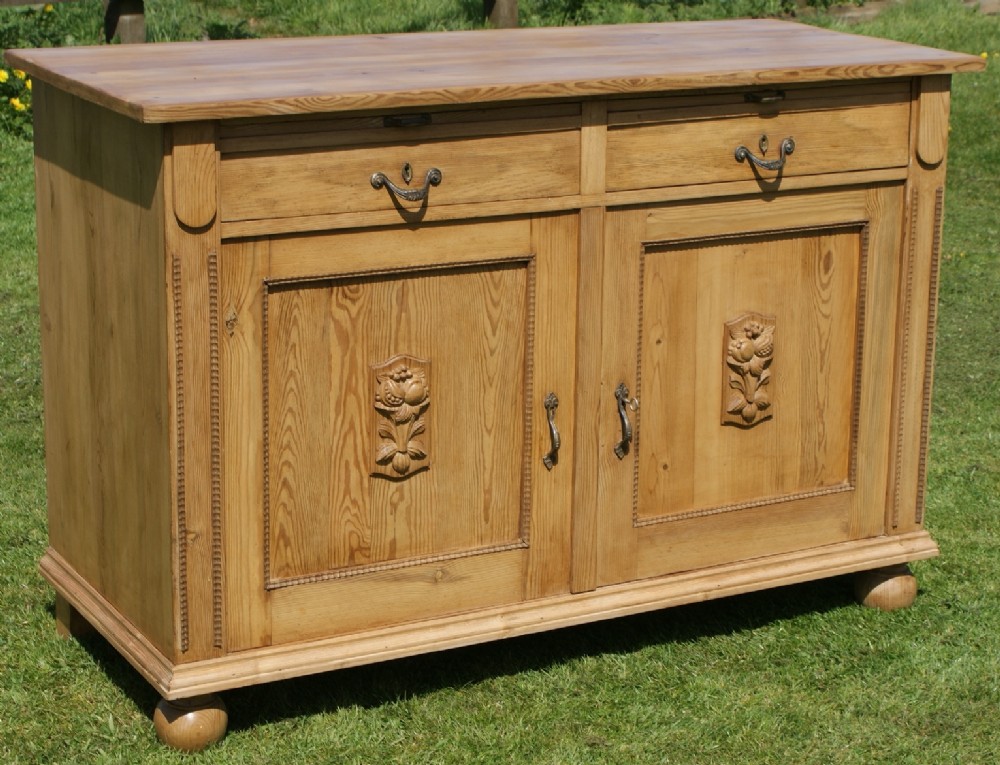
[[33, 83, 174, 656], [888, 77, 951, 532]]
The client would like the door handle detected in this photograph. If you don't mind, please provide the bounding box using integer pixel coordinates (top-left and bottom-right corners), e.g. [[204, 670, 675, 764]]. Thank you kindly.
[[614, 383, 638, 459], [542, 392, 560, 470]]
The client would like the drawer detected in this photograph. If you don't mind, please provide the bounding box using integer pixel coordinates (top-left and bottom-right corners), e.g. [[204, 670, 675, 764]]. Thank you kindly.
[[606, 85, 911, 192], [220, 129, 580, 222]]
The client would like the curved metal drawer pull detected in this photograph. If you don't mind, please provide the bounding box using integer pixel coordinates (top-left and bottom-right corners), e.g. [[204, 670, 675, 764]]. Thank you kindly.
[[542, 392, 561, 471], [614, 383, 638, 460], [735, 136, 795, 172], [370, 165, 442, 202]]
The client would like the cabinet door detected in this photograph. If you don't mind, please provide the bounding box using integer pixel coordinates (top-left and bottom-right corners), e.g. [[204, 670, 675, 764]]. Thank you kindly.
[[595, 186, 904, 586], [220, 214, 577, 649]]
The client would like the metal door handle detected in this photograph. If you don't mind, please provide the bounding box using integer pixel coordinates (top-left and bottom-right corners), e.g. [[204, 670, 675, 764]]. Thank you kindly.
[[542, 393, 560, 471], [614, 383, 638, 459]]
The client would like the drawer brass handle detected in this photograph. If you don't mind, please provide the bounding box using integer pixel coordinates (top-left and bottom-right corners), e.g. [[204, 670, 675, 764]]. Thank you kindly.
[[614, 383, 638, 460], [370, 165, 443, 202], [735, 136, 795, 172], [542, 392, 561, 471]]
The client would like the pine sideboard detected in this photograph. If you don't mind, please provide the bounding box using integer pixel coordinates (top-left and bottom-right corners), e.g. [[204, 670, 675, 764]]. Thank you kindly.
[[7, 20, 984, 750]]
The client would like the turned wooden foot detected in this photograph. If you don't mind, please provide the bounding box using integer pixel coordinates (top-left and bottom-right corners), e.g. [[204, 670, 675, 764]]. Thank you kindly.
[[854, 563, 918, 611], [54, 593, 94, 639], [154, 694, 227, 751]]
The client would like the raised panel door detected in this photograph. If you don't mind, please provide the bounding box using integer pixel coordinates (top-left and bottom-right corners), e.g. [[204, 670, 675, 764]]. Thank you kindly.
[[594, 186, 905, 587], [219, 214, 578, 649]]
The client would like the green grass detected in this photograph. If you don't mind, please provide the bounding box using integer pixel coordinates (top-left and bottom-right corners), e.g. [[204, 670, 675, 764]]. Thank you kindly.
[[1, 0, 999, 762]]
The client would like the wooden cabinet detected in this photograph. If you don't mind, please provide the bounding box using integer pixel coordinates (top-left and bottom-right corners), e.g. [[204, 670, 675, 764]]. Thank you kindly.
[[6, 20, 984, 750]]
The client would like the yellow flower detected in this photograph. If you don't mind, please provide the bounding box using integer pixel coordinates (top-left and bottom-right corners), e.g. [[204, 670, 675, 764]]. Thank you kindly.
[[982, 52, 989, 59], [14, 69, 26, 80], [0, 70, 9, 84], [26, 79, 32, 92], [10, 97, 27, 112], [44, 3, 55, 11]]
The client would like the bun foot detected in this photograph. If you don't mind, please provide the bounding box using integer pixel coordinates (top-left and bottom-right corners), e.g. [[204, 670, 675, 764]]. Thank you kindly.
[[154, 694, 227, 751], [854, 563, 918, 611]]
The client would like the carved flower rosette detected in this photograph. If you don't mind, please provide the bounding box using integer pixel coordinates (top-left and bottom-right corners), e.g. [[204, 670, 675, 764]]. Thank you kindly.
[[372, 355, 430, 478], [723, 313, 775, 427]]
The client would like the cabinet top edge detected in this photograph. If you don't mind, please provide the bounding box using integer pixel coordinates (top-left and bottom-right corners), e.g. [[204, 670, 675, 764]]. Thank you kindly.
[[5, 19, 985, 124]]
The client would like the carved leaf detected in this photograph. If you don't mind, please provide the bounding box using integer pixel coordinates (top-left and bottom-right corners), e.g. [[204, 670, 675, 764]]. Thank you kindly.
[[759, 369, 771, 386], [377, 422, 395, 440], [407, 440, 427, 459], [411, 418, 426, 437], [375, 442, 398, 464], [392, 403, 415, 424]]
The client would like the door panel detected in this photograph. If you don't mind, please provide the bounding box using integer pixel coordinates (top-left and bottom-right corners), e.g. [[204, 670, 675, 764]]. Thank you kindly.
[[637, 226, 859, 521], [220, 215, 577, 648], [595, 186, 903, 586]]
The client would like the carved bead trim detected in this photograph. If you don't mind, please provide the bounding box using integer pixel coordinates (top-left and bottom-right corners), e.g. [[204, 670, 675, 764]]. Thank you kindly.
[[261, 282, 273, 589], [519, 256, 537, 546], [723, 312, 775, 427], [849, 225, 871, 489], [267, 542, 530, 589], [171, 253, 190, 653], [915, 187, 945, 525], [208, 249, 223, 650], [635, 484, 854, 526], [371, 355, 431, 478], [893, 189, 919, 528]]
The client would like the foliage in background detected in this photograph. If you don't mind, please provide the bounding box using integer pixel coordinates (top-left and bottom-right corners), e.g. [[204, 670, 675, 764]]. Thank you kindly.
[[0, 0, 997, 762], [0, 2, 102, 136]]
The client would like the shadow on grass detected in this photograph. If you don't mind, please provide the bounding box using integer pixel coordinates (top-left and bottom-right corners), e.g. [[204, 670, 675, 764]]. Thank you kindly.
[[52, 573, 860, 731]]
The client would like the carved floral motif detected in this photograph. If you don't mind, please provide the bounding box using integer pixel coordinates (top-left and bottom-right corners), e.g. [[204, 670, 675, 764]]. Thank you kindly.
[[723, 313, 775, 427], [372, 355, 430, 477]]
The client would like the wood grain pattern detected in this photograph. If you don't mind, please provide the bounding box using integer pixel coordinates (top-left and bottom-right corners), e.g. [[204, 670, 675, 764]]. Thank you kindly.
[[217, 215, 575, 646], [596, 184, 904, 586], [569, 207, 604, 594], [219, 239, 271, 652], [917, 75, 951, 166], [163, 124, 225, 660], [637, 225, 859, 519], [32, 83, 175, 657], [171, 122, 218, 228], [887, 93, 951, 533], [5, 20, 983, 122], [220, 129, 579, 222], [607, 97, 909, 191], [219, 166, 909, 239], [264, 261, 530, 584]]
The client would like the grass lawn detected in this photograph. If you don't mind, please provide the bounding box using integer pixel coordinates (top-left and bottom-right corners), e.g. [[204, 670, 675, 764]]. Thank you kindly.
[[1, 0, 998, 762]]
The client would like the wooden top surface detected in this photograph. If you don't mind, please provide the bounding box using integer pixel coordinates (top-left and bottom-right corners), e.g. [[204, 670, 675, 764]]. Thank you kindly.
[[5, 19, 985, 123]]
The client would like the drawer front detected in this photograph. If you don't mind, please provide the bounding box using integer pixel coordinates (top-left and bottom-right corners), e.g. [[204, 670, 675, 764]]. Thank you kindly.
[[220, 130, 580, 222], [606, 96, 910, 192]]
